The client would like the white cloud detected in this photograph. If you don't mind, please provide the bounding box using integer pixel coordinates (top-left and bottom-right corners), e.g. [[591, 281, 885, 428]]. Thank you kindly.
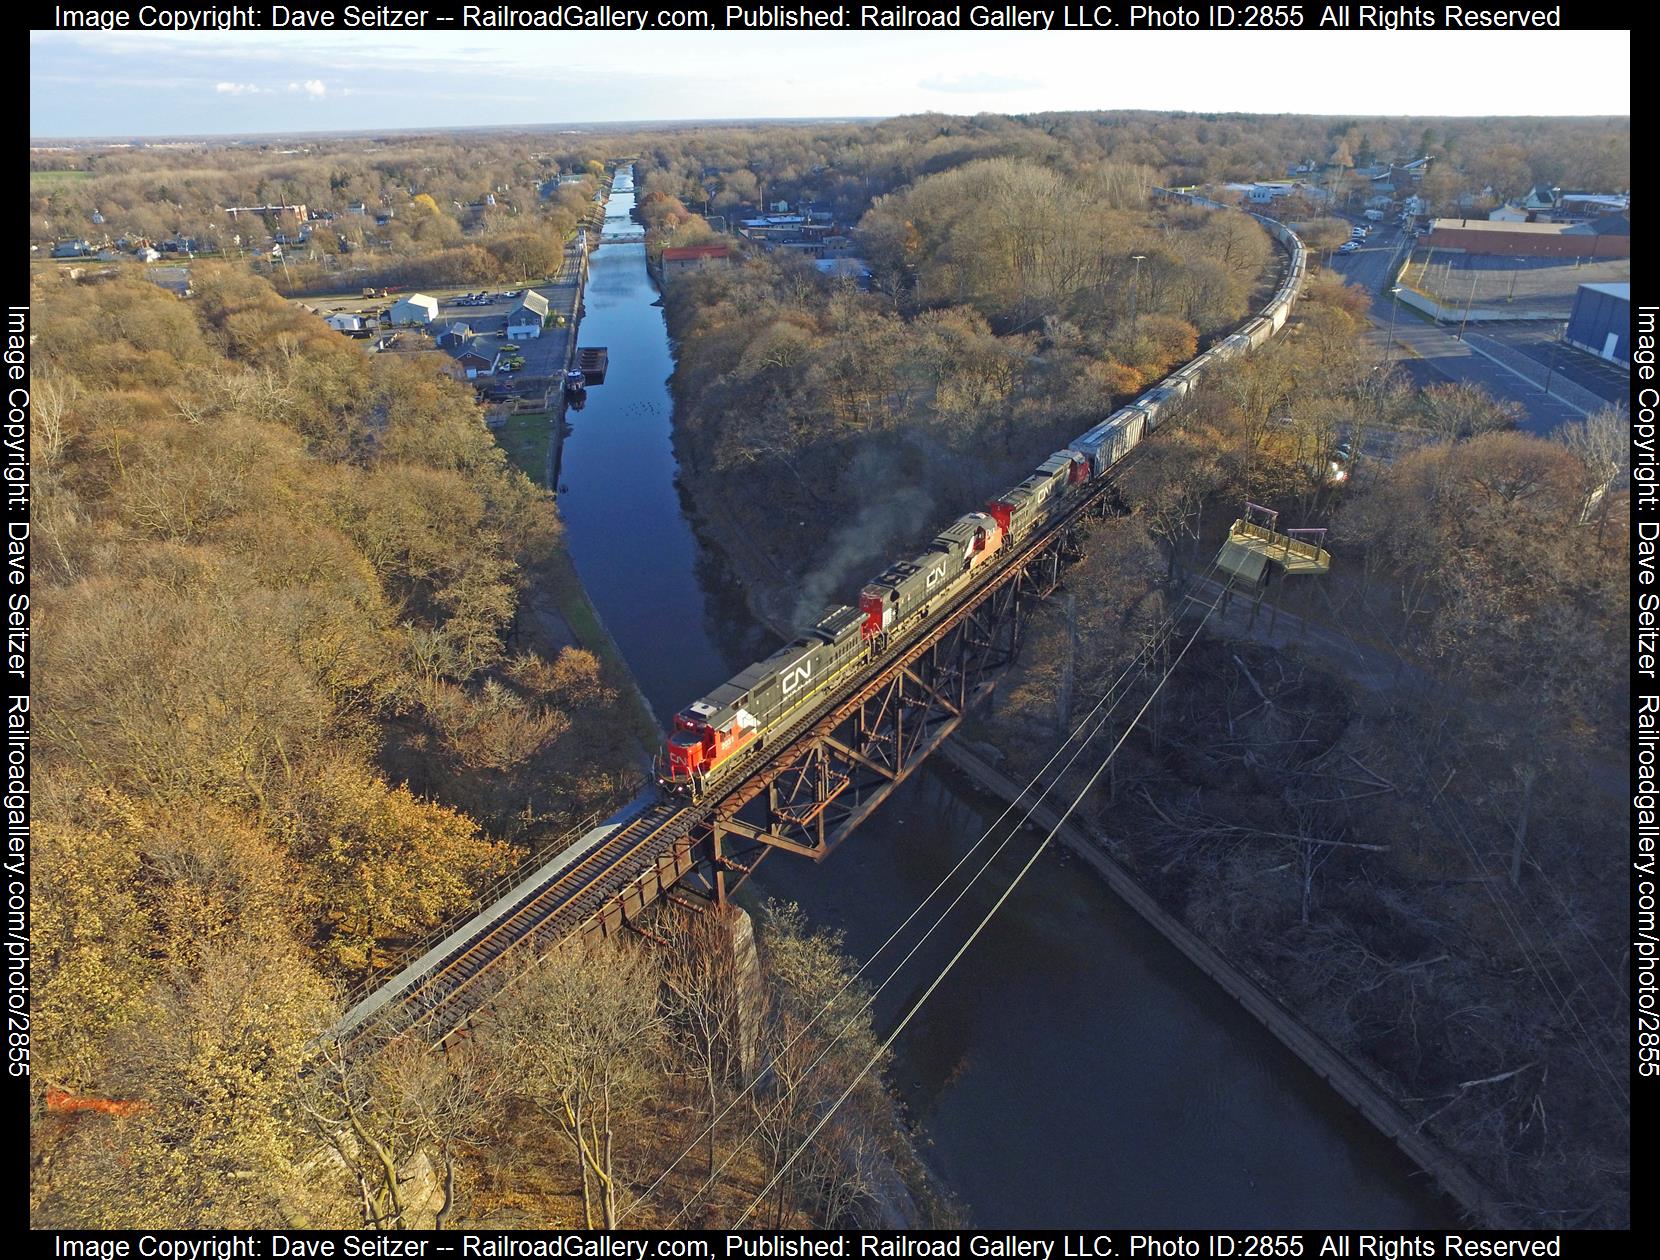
[[214, 81, 265, 95], [287, 79, 327, 98]]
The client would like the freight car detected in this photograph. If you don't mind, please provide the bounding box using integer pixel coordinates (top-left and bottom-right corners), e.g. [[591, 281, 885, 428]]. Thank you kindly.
[[658, 201, 1306, 797]]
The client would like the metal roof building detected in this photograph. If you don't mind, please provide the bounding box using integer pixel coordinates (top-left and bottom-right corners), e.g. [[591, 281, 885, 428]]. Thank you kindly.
[[1565, 282, 1630, 365]]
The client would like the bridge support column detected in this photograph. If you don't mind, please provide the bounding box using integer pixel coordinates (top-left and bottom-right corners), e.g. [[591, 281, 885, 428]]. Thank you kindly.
[[717, 902, 767, 1086]]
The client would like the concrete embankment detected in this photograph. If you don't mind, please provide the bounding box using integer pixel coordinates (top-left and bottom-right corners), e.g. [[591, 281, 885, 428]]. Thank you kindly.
[[935, 738, 1516, 1228]]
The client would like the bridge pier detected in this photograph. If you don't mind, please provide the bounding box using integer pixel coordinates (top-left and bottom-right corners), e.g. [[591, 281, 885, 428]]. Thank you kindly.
[[716, 902, 766, 1086]]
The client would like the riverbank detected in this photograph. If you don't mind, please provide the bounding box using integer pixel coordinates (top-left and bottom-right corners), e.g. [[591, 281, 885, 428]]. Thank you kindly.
[[934, 740, 1504, 1226]]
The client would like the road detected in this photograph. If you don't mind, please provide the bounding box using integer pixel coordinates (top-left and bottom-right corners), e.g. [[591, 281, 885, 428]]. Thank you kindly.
[[1322, 216, 1595, 436]]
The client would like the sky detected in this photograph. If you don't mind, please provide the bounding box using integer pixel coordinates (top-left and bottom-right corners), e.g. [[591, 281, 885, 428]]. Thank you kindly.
[[29, 28, 1629, 139]]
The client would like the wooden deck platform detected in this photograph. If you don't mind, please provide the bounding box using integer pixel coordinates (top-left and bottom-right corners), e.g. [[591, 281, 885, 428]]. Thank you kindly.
[[1218, 518, 1331, 582]]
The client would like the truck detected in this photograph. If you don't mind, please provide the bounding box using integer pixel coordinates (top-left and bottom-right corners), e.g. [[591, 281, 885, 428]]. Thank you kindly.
[[1364, 209, 1384, 222]]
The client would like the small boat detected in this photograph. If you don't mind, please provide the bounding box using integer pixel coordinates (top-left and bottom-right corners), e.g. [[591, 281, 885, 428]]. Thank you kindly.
[[564, 367, 588, 396]]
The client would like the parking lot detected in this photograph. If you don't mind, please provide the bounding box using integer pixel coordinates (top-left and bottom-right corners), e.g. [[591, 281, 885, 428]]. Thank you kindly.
[[1400, 253, 1630, 320], [297, 238, 585, 399]]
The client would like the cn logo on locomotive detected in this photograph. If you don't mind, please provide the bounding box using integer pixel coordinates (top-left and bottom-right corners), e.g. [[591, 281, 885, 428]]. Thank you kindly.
[[780, 661, 813, 695]]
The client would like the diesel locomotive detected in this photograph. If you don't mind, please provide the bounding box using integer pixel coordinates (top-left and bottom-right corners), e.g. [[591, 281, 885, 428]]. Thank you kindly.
[[657, 198, 1306, 798]]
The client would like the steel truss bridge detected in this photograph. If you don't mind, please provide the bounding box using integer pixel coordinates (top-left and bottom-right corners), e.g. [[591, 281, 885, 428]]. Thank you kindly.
[[335, 468, 1131, 1046]]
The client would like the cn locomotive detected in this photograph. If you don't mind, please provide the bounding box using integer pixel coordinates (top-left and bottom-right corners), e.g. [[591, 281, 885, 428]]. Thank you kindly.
[[657, 198, 1306, 798]]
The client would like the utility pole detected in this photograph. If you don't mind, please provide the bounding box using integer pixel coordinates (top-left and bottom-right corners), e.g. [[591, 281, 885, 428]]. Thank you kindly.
[[1129, 253, 1146, 336], [1384, 284, 1403, 365], [1543, 320, 1567, 395], [1457, 270, 1477, 340]]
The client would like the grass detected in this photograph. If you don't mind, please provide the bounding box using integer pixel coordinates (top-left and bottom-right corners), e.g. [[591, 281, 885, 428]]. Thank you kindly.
[[543, 548, 663, 751], [30, 170, 94, 187], [492, 409, 554, 483]]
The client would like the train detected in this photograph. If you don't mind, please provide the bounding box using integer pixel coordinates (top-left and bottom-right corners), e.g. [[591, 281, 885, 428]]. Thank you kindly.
[[657, 197, 1306, 798]]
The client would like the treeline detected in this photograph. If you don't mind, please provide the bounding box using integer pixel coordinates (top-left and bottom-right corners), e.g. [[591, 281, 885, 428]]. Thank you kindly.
[[632, 111, 1627, 232], [663, 158, 1266, 628], [978, 275, 1629, 1226], [37, 112, 1628, 274]]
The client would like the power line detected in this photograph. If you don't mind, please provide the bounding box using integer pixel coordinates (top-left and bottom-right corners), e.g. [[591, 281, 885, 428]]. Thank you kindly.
[[732, 594, 1220, 1228], [627, 553, 1225, 1224]]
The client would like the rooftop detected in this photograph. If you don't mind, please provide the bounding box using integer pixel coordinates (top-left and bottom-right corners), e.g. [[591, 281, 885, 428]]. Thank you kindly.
[[1580, 282, 1631, 300], [663, 243, 732, 261]]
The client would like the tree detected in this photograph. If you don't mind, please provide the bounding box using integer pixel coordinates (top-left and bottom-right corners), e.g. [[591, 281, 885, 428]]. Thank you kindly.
[[488, 941, 664, 1228], [1415, 381, 1522, 442]]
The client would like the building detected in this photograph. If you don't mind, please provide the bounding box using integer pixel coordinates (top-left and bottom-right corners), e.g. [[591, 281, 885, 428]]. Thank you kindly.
[[326, 312, 369, 335], [1488, 205, 1530, 222], [661, 243, 733, 281], [224, 203, 309, 224], [1555, 192, 1630, 222], [454, 349, 499, 379], [1247, 181, 1295, 203], [437, 321, 472, 348], [1423, 217, 1630, 259], [146, 267, 192, 298], [505, 290, 550, 340], [51, 239, 91, 258], [389, 293, 440, 325], [1565, 282, 1630, 365]]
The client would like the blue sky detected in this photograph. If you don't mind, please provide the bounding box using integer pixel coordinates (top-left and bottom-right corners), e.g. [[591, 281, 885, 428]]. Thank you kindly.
[[30, 29, 1629, 138]]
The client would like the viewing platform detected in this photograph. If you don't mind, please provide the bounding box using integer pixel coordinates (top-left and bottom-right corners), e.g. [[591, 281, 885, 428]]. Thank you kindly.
[[1217, 504, 1330, 585]]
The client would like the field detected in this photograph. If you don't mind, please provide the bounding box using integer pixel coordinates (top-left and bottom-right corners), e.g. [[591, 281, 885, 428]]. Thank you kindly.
[[30, 169, 94, 187], [491, 408, 555, 484]]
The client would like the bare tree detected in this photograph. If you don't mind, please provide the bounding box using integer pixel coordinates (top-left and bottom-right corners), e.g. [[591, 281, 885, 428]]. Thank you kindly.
[[488, 941, 664, 1228]]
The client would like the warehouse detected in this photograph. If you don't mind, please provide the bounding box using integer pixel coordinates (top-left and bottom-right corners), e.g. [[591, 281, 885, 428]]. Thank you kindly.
[[1564, 282, 1630, 365], [388, 292, 439, 326]]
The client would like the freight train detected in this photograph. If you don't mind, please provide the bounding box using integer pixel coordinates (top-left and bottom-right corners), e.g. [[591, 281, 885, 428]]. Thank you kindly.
[[658, 198, 1306, 797]]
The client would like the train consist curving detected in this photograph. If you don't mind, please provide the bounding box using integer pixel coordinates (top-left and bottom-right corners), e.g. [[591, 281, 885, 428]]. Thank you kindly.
[[658, 199, 1307, 798]]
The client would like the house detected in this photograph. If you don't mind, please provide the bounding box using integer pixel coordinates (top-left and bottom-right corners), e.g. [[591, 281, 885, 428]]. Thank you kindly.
[[1564, 282, 1630, 364], [505, 290, 550, 340], [455, 349, 499, 379], [326, 312, 369, 335], [51, 239, 92, 258], [661, 243, 732, 281], [1521, 184, 1560, 212], [1488, 205, 1530, 222], [135, 246, 161, 262], [438, 321, 472, 348], [90, 210, 104, 225], [389, 293, 440, 326]]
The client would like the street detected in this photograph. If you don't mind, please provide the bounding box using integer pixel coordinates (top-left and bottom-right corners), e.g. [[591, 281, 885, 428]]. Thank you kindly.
[[1322, 216, 1603, 436]]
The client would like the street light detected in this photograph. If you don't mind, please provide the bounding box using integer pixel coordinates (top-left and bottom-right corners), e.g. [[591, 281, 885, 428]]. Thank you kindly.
[[1129, 254, 1146, 336]]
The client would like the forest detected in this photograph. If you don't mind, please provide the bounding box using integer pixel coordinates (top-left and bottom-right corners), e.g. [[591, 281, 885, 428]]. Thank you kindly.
[[28, 264, 924, 1228]]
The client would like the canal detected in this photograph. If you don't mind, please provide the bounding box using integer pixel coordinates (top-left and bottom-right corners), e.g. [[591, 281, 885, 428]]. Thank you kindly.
[[553, 167, 1452, 1228]]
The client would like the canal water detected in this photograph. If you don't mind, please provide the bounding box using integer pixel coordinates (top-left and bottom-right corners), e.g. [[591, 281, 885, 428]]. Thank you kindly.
[[554, 168, 1451, 1228]]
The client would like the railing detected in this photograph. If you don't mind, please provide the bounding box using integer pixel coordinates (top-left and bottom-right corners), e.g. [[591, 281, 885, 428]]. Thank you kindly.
[[1234, 519, 1329, 566], [336, 784, 646, 1009]]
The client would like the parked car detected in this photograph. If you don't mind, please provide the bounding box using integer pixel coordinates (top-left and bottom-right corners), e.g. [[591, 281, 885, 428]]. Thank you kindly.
[[1338, 241, 1359, 254]]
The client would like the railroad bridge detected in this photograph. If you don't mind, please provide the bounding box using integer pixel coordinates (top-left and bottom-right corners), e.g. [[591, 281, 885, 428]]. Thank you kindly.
[[335, 468, 1129, 1046], [334, 197, 1307, 1049]]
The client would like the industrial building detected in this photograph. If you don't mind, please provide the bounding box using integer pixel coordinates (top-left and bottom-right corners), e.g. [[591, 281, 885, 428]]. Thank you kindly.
[[389, 293, 439, 326], [1423, 217, 1630, 259], [1564, 282, 1631, 365]]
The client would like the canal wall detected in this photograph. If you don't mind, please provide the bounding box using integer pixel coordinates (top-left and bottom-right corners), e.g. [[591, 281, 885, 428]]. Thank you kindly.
[[934, 738, 1517, 1228]]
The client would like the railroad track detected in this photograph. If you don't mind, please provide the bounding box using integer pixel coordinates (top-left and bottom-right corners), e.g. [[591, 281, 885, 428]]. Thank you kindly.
[[347, 458, 1135, 1046]]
